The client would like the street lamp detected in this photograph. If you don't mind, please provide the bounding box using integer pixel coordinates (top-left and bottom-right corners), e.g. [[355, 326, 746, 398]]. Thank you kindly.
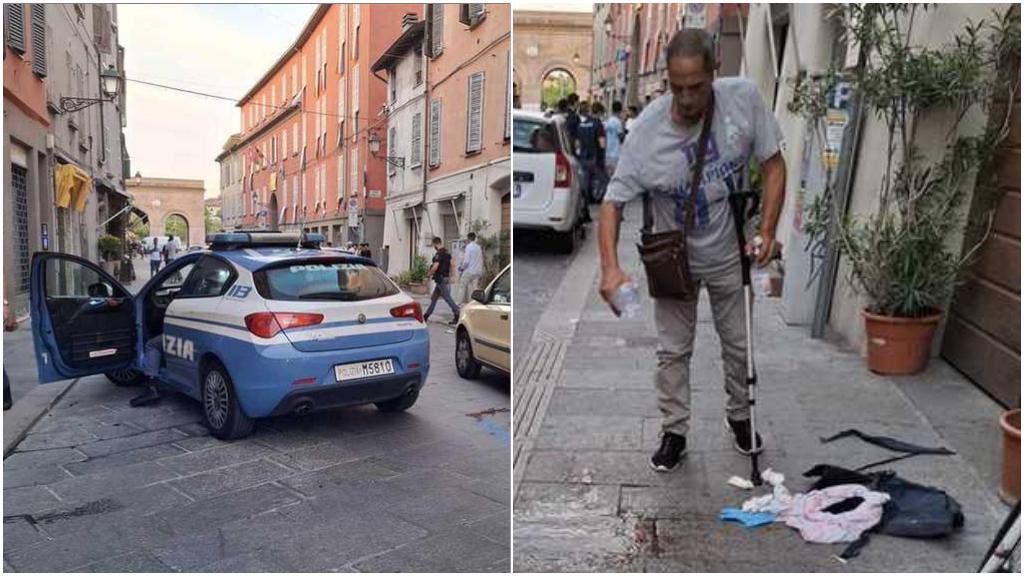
[[367, 131, 405, 169], [60, 65, 121, 114]]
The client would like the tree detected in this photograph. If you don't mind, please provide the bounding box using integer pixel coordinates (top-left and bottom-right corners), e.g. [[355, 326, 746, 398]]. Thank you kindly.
[[205, 206, 222, 235]]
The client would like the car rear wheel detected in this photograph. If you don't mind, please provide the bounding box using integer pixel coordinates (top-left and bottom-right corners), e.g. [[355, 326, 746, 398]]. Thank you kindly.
[[105, 368, 147, 387], [201, 361, 254, 440], [456, 328, 483, 379], [558, 225, 578, 254], [375, 387, 419, 413]]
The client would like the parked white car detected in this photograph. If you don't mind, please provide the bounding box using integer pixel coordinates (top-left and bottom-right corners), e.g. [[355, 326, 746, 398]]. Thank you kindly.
[[512, 110, 587, 253]]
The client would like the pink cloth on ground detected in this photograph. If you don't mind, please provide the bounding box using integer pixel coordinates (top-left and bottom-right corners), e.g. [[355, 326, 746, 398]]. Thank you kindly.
[[778, 484, 890, 544]]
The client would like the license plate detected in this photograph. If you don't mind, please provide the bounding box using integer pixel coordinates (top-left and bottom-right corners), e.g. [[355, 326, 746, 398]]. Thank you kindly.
[[514, 183, 523, 198], [334, 359, 395, 382]]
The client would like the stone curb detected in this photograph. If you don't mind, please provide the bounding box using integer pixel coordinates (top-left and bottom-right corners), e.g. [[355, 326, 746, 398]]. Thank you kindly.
[[3, 377, 78, 458]]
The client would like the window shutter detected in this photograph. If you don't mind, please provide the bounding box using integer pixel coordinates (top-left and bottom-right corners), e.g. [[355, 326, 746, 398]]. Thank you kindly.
[[352, 66, 359, 112], [388, 126, 396, 174], [338, 6, 346, 72], [30, 4, 45, 78], [6, 4, 25, 54], [430, 4, 444, 57], [466, 72, 484, 153], [338, 152, 345, 201], [429, 98, 441, 167], [350, 148, 359, 201], [411, 112, 422, 166]]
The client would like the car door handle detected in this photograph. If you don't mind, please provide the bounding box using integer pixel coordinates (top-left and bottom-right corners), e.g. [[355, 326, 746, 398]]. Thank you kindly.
[[500, 314, 508, 320]]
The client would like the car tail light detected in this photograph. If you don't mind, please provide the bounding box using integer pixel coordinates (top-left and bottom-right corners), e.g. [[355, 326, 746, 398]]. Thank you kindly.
[[244, 312, 324, 338], [390, 302, 424, 323], [554, 150, 572, 189]]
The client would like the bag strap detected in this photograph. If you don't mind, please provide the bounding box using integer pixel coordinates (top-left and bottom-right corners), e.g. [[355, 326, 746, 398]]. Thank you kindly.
[[642, 88, 716, 234], [685, 89, 716, 232]]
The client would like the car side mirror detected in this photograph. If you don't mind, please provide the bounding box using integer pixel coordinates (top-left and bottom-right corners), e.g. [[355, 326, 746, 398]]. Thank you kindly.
[[471, 289, 487, 304]]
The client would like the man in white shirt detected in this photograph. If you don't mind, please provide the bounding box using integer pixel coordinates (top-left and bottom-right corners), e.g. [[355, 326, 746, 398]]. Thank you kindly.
[[458, 232, 485, 304]]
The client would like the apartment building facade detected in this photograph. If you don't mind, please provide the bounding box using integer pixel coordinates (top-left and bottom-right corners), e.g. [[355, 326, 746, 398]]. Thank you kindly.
[[230, 3, 421, 256], [215, 133, 243, 230], [373, 18, 427, 275], [419, 3, 512, 275], [3, 3, 128, 317], [591, 3, 747, 110]]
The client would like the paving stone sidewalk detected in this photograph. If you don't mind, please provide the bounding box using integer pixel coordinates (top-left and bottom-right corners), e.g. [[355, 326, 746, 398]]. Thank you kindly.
[[4, 322, 510, 572], [513, 204, 1010, 572]]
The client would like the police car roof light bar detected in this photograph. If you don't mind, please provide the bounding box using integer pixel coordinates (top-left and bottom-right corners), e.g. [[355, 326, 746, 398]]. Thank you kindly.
[[207, 232, 324, 251]]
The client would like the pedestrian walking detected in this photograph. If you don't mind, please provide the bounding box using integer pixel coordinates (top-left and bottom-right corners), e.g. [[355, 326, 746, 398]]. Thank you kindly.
[[604, 101, 626, 178], [575, 100, 605, 204], [148, 239, 162, 277], [598, 29, 786, 472], [458, 232, 484, 304], [423, 237, 460, 325]]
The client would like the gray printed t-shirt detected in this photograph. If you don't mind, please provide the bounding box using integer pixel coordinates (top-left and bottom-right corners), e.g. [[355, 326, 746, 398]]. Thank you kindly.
[[605, 77, 783, 275]]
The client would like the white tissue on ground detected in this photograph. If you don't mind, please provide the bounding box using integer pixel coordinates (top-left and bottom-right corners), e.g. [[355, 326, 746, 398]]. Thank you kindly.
[[741, 468, 794, 514], [728, 476, 755, 490]]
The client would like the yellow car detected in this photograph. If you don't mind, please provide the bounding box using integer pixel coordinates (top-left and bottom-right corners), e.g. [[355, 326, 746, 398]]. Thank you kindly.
[[455, 264, 511, 378]]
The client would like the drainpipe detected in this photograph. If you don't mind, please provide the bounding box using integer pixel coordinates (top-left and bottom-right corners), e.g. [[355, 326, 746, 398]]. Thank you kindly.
[[421, 16, 431, 244]]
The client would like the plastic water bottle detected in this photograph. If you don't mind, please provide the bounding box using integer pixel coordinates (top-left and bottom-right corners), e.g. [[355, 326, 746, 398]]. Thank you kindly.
[[612, 281, 641, 318]]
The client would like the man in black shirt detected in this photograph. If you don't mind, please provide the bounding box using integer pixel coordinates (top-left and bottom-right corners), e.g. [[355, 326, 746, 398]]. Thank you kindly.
[[423, 237, 460, 325]]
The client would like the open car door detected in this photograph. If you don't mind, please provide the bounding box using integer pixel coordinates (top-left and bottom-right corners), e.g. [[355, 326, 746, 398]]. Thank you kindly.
[[30, 253, 138, 384]]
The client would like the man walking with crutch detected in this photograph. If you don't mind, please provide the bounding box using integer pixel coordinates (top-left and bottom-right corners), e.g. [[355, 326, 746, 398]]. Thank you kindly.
[[598, 29, 786, 473]]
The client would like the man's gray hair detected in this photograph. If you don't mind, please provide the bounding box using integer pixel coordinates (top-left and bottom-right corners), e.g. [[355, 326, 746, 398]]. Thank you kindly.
[[665, 28, 716, 72]]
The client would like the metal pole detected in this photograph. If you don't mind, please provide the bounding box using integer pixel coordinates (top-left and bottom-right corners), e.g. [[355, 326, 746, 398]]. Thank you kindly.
[[811, 77, 865, 338]]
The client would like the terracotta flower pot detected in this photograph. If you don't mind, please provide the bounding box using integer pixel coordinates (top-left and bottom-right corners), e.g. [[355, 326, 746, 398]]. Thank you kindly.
[[862, 309, 943, 375], [408, 283, 429, 296], [1000, 409, 1020, 505]]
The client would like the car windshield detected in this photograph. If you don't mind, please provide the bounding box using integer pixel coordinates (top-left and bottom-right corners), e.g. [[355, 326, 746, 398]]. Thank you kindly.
[[513, 118, 558, 154], [255, 260, 399, 302]]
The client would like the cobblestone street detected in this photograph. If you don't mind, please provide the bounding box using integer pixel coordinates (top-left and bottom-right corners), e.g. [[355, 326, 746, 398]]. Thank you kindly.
[[3, 316, 510, 572], [512, 204, 1011, 572]]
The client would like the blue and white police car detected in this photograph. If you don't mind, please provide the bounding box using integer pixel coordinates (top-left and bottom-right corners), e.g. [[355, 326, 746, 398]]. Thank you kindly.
[[30, 232, 429, 439]]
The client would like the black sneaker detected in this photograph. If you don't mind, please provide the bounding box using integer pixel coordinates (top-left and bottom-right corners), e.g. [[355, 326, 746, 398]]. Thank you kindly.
[[447, 318, 459, 326], [726, 417, 764, 455], [650, 432, 687, 472]]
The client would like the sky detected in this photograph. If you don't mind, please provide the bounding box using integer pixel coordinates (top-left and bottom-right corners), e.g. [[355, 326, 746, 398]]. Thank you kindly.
[[118, 4, 317, 199]]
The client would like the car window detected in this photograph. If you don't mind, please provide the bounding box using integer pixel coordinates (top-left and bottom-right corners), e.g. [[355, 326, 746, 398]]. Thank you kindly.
[[179, 257, 234, 298], [513, 118, 558, 154], [489, 268, 510, 305], [157, 263, 194, 291], [43, 258, 128, 299], [255, 259, 399, 302]]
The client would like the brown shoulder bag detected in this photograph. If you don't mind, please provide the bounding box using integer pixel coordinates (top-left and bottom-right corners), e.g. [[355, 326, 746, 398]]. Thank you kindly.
[[636, 90, 715, 301]]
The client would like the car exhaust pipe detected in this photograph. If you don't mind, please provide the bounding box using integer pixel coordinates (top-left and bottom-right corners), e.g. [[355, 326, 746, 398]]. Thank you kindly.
[[292, 399, 314, 416]]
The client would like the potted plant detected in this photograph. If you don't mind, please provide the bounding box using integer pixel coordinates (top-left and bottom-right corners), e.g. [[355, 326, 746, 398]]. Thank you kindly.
[[793, 5, 1019, 374], [406, 255, 430, 295], [97, 234, 123, 276]]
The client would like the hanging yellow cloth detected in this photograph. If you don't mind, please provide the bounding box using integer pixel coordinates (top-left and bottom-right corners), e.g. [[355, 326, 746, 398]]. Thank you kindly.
[[54, 164, 92, 212], [270, 171, 278, 191]]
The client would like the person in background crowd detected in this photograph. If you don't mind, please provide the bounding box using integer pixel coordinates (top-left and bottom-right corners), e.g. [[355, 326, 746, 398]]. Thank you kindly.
[[423, 237, 460, 325], [564, 92, 581, 143], [148, 238, 163, 277], [604, 101, 625, 179], [575, 101, 605, 204], [458, 232, 484, 305], [625, 105, 640, 137], [359, 243, 373, 260]]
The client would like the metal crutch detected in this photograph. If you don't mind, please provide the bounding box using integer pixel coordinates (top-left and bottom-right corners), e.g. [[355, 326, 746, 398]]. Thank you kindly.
[[728, 190, 763, 486]]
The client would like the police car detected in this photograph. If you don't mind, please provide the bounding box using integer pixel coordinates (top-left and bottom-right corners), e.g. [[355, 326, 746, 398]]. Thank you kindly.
[[30, 232, 429, 439]]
